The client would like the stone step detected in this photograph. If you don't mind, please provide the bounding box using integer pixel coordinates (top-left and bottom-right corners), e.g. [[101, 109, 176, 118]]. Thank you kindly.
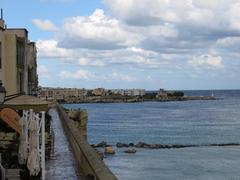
[[6, 169, 20, 180]]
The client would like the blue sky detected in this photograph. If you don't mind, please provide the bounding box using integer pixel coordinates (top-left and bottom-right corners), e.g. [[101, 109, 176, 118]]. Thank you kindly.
[[1, 0, 240, 90]]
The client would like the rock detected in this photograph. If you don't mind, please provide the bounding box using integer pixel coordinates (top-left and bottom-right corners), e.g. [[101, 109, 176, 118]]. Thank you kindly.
[[124, 148, 137, 154], [94, 149, 105, 160], [135, 142, 149, 148], [129, 143, 134, 147], [116, 143, 129, 148], [96, 141, 107, 148], [149, 144, 161, 149]]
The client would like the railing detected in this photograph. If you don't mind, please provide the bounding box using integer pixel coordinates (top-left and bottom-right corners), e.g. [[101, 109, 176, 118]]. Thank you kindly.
[[0, 163, 6, 180]]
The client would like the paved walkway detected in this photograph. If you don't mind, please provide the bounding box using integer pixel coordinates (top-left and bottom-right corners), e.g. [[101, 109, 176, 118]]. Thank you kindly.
[[46, 109, 79, 180]]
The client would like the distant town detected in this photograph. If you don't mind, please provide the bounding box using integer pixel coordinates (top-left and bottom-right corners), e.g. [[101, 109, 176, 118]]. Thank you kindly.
[[39, 87, 215, 103]]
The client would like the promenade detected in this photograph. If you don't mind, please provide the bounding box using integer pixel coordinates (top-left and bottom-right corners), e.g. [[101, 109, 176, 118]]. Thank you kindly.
[[46, 109, 80, 180]]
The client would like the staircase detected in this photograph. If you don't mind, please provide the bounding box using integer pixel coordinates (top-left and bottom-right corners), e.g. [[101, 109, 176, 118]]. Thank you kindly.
[[5, 169, 20, 180]]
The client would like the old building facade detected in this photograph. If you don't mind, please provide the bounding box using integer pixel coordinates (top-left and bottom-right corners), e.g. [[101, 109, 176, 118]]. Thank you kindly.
[[0, 15, 38, 96]]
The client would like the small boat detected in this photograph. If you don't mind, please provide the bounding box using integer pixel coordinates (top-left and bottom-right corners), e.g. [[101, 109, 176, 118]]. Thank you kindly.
[[104, 146, 115, 154], [124, 148, 137, 154]]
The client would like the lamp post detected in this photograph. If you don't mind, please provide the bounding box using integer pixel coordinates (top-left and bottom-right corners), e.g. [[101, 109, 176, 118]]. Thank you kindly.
[[0, 81, 6, 104]]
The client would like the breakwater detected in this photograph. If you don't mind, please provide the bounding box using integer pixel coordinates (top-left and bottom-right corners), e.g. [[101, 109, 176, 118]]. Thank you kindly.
[[92, 141, 240, 149]]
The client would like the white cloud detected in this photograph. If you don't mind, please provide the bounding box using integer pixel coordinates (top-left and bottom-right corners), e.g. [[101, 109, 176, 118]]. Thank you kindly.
[[37, 65, 49, 78], [35, 3, 240, 80], [78, 58, 105, 67], [216, 37, 240, 47], [104, 0, 239, 27], [58, 70, 137, 82], [36, 40, 73, 59], [110, 72, 137, 82], [188, 54, 224, 69], [226, 2, 240, 30], [57, 9, 141, 50], [32, 19, 58, 32], [59, 70, 95, 80]]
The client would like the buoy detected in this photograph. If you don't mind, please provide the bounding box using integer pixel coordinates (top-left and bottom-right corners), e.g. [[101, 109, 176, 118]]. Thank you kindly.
[[104, 146, 115, 154]]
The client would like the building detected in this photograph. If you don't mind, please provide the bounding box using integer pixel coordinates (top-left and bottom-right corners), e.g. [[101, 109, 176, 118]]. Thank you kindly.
[[92, 88, 106, 96], [39, 87, 87, 102], [110, 89, 146, 96], [0, 11, 38, 96], [27, 42, 38, 95], [156, 89, 168, 98]]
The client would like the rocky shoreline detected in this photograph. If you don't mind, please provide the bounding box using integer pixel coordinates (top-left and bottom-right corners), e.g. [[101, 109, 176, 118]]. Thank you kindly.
[[92, 141, 240, 150], [62, 95, 216, 104]]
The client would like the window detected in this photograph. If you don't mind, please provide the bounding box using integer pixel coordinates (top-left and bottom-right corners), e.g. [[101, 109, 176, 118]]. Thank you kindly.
[[16, 37, 25, 68], [0, 42, 2, 69]]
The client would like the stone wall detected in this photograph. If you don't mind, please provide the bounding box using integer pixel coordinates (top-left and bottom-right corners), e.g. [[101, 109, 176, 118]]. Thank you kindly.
[[56, 104, 117, 180]]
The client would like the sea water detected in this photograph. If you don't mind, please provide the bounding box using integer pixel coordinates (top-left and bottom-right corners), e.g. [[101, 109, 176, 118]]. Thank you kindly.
[[64, 90, 240, 180]]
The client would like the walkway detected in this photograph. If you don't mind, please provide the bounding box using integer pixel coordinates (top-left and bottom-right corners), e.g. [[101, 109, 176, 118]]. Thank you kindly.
[[46, 108, 79, 180]]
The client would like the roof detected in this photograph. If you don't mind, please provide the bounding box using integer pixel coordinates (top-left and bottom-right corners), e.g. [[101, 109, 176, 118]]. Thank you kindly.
[[1, 95, 51, 112]]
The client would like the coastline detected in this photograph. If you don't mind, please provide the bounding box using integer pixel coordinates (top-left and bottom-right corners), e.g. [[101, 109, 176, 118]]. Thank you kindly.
[[60, 95, 217, 104]]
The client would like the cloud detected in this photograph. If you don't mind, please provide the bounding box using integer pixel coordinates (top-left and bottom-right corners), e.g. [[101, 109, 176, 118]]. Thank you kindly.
[[36, 3, 240, 84], [58, 70, 138, 82], [32, 19, 58, 32], [59, 70, 95, 80], [216, 37, 240, 49], [57, 9, 141, 50], [103, 0, 240, 54], [188, 54, 224, 69], [36, 40, 73, 59], [226, 2, 240, 30], [37, 65, 49, 78], [78, 58, 105, 67], [104, 0, 238, 27], [110, 72, 137, 82]]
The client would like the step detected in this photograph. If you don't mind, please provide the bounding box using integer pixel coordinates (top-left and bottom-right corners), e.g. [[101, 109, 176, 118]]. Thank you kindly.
[[5, 169, 20, 180]]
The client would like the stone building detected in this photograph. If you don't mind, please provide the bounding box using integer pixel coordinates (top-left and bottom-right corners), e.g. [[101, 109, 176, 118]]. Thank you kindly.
[[156, 89, 168, 98], [39, 87, 87, 102], [0, 13, 38, 96], [92, 88, 106, 96]]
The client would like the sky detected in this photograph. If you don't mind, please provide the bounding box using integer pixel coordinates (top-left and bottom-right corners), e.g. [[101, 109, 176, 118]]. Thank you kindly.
[[1, 0, 240, 90]]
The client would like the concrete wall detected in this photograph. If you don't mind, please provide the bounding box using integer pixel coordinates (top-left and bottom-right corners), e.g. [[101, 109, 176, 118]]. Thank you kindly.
[[56, 104, 117, 180], [4, 34, 18, 96]]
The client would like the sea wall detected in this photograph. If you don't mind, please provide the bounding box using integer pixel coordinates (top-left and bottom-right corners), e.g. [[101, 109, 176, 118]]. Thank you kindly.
[[56, 104, 117, 180]]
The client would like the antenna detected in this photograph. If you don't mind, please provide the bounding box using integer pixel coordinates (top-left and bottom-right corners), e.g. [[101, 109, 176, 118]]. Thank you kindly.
[[0, 8, 3, 20]]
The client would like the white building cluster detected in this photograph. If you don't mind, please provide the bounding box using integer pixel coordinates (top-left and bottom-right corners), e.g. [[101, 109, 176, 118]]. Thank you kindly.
[[110, 89, 146, 96]]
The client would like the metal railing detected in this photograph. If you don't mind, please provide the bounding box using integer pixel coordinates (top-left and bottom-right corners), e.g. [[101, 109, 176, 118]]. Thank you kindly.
[[0, 163, 6, 180]]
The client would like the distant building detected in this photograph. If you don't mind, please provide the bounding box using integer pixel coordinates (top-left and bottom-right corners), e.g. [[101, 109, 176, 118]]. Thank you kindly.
[[110, 89, 146, 96], [156, 89, 168, 98], [110, 89, 124, 96], [39, 87, 87, 102], [0, 14, 38, 96], [92, 88, 106, 96]]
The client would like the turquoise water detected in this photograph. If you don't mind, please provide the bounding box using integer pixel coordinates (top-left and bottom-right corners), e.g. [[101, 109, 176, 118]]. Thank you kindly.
[[64, 90, 240, 180]]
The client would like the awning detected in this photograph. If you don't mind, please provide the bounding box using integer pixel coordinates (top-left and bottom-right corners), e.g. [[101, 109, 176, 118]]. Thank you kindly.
[[1, 95, 52, 112]]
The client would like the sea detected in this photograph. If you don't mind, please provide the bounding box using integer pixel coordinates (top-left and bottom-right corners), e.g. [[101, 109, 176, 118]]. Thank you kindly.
[[63, 90, 240, 180]]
